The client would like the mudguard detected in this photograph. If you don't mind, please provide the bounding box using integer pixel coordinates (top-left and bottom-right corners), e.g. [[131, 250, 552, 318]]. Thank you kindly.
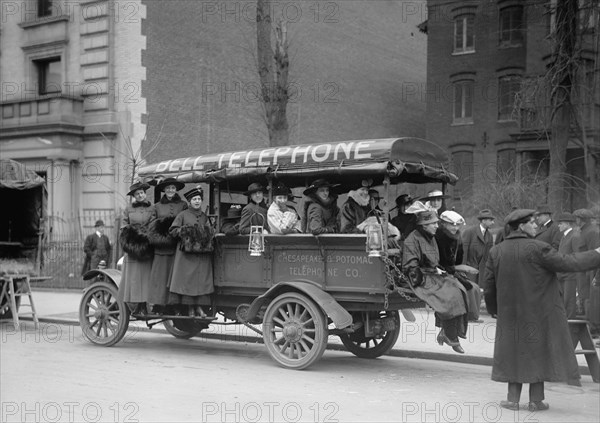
[[246, 280, 353, 329], [82, 269, 122, 288]]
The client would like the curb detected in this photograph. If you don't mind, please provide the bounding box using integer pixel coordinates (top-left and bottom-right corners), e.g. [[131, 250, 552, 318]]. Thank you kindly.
[[19, 316, 595, 377]]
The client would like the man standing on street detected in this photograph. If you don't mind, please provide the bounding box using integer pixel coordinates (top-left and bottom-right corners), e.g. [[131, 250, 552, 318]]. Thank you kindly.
[[556, 212, 581, 319], [534, 205, 562, 249], [483, 209, 600, 412], [574, 208, 600, 334], [81, 219, 112, 275], [462, 209, 495, 294]]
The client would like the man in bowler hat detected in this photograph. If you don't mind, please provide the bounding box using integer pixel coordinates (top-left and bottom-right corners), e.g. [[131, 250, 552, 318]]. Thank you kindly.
[[82, 219, 112, 275]]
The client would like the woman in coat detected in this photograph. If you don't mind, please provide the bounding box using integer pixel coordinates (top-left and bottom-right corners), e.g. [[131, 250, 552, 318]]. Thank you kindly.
[[168, 187, 214, 317], [403, 210, 469, 353], [483, 209, 600, 412], [302, 179, 340, 234], [147, 177, 187, 314], [119, 181, 156, 315], [238, 183, 269, 235], [267, 182, 302, 234], [340, 179, 372, 233]]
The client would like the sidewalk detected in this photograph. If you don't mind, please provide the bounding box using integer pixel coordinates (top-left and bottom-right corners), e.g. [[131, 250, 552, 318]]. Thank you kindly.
[[6, 287, 599, 377]]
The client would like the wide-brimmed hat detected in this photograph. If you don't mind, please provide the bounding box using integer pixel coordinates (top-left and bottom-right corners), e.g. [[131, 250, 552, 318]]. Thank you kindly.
[[573, 208, 594, 220], [244, 182, 267, 196], [416, 210, 439, 225], [395, 194, 414, 208], [556, 212, 575, 223], [94, 219, 105, 227], [440, 211, 465, 226], [127, 181, 150, 196], [223, 205, 242, 220], [505, 208, 536, 225], [535, 204, 552, 215], [477, 209, 495, 220], [303, 179, 340, 196], [421, 189, 448, 201], [183, 187, 203, 201], [271, 182, 292, 197], [156, 177, 185, 192]]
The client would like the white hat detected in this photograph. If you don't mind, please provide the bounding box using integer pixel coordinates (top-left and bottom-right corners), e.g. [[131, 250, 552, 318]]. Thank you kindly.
[[440, 210, 465, 225]]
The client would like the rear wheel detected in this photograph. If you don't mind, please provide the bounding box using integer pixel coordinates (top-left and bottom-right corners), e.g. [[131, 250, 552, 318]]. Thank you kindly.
[[79, 282, 129, 347], [163, 319, 208, 339], [262, 292, 328, 370], [340, 310, 400, 358]]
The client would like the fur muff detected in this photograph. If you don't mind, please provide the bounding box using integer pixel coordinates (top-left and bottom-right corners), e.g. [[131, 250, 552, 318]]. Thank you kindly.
[[120, 224, 154, 260], [179, 224, 214, 253], [147, 216, 178, 248]]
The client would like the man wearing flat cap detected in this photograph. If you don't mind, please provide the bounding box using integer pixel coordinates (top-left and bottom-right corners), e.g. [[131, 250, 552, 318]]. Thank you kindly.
[[556, 212, 581, 318], [573, 208, 600, 332], [462, 209, 495, 293], [534, 205, 561, 249], [81, 219, 112, 275], [483, 209, 600, 412]]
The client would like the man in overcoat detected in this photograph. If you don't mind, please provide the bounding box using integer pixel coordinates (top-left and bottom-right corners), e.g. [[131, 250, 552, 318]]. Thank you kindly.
[[462, 209, 495, 292], [574, 208, 600, 333], [556, 212, 581, 319], [483, 209, 600, 412], [81, 220, 112, 275], [534, 204, 561, 249]]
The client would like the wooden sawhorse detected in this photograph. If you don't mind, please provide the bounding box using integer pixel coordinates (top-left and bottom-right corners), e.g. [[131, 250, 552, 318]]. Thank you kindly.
[[569, 319, 600, 383], [0, 274, 39, 329]]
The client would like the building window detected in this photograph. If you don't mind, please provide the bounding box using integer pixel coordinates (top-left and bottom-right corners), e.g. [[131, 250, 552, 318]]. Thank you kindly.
[[454, 14, 475, 53], [453, 80, 474, 124], [38, 0, 53, 17], [499, 6, 524, 46], [35, 57, 61, 95], [451, 151, 474, 200], [498, 75, 521, 121]]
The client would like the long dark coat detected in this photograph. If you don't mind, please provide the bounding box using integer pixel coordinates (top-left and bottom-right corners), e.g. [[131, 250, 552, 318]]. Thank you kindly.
[[462, 224, 493, 288], [558, 228, 581, 319], [483, 232, 600, 384], [147, 194, 187, 304], [303, 194, 340, 234], [81, 233, 112, 275], [340, 196, 369, 234], [169, 208, 214, 299], [535, 219, 562, 249], [239, 201, 268, 235]]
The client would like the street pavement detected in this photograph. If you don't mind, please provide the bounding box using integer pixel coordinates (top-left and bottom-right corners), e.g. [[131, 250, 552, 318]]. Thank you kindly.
[[7, 287, 599, 377]]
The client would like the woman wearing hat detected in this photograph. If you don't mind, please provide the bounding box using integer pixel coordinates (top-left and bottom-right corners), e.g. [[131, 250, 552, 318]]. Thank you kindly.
[[302, 179, 340, 235], [390, 194, 417, 239], [119, 181, 156, 316], [403, 209, 469, 354], [239, 183, 269, 235], [220, 205, 242, 236], [421, 189, 447, 214], [267, 182, 302, 234], [340, 179, 373, 233], [146, 178, 187, 314], [168, 187, 214, 317]]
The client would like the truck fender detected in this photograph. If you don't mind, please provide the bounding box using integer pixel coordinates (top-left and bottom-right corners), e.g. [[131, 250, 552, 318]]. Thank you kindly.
[[82, 269, 121, 290], [246, 280, 353, 329]]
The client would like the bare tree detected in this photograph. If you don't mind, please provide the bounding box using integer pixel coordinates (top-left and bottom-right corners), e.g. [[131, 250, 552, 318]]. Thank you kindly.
[[256, 0, 290, 146]]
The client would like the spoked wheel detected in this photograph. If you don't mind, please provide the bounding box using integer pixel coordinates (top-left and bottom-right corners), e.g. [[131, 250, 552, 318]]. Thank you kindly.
[[262, 292, 328, 370], [163, 319, 208, 339], [340, 310, 400, 358], [79, 282, 129, 347]]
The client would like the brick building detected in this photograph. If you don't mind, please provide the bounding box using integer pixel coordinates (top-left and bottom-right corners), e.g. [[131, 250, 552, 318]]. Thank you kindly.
[[424, 0, 599, 213], [1, 0, 429, 231]]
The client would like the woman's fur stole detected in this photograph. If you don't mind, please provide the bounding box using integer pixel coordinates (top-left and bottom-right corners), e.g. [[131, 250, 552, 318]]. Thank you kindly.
[[147, 216, 177, 248], [120, 224, 154, 260], [179, 224, 215, 253]]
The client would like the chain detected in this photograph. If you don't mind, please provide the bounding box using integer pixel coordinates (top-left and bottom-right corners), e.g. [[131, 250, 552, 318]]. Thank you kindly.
[[380, 255, 421, 303]]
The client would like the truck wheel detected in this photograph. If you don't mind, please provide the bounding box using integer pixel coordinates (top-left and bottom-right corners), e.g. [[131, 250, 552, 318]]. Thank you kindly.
[[263, 292, 328, 370], [340, 310, 400, 358], [79, 282, 129, 347]]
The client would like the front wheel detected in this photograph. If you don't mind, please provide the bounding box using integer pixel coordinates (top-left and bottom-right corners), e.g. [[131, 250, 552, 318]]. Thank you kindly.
[[163, 319, 208, 339], [262, 292, 328, 370], [79, 282, 129, 347], [340, 310, 400, 358]]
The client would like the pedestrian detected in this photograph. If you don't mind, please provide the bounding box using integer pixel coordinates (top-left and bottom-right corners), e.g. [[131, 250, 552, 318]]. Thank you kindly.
[[556, 212, 581, 319], [267, 182, 302, 234], [534, 204, 562, 249], [420, 189, 447, 215], [403, 209, 469, 354], [390, 194, 417, 239], [483, 209, 600, 412], [340, 179, 372, 233], [239, 183, 269, 235], [168, 187, 214, 318], [81, 219, 112, 276], [118, 181, 156, 316], [147, 177, 187, 314], [573, 208, 600, 333], [302, 179, 340, 234]]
